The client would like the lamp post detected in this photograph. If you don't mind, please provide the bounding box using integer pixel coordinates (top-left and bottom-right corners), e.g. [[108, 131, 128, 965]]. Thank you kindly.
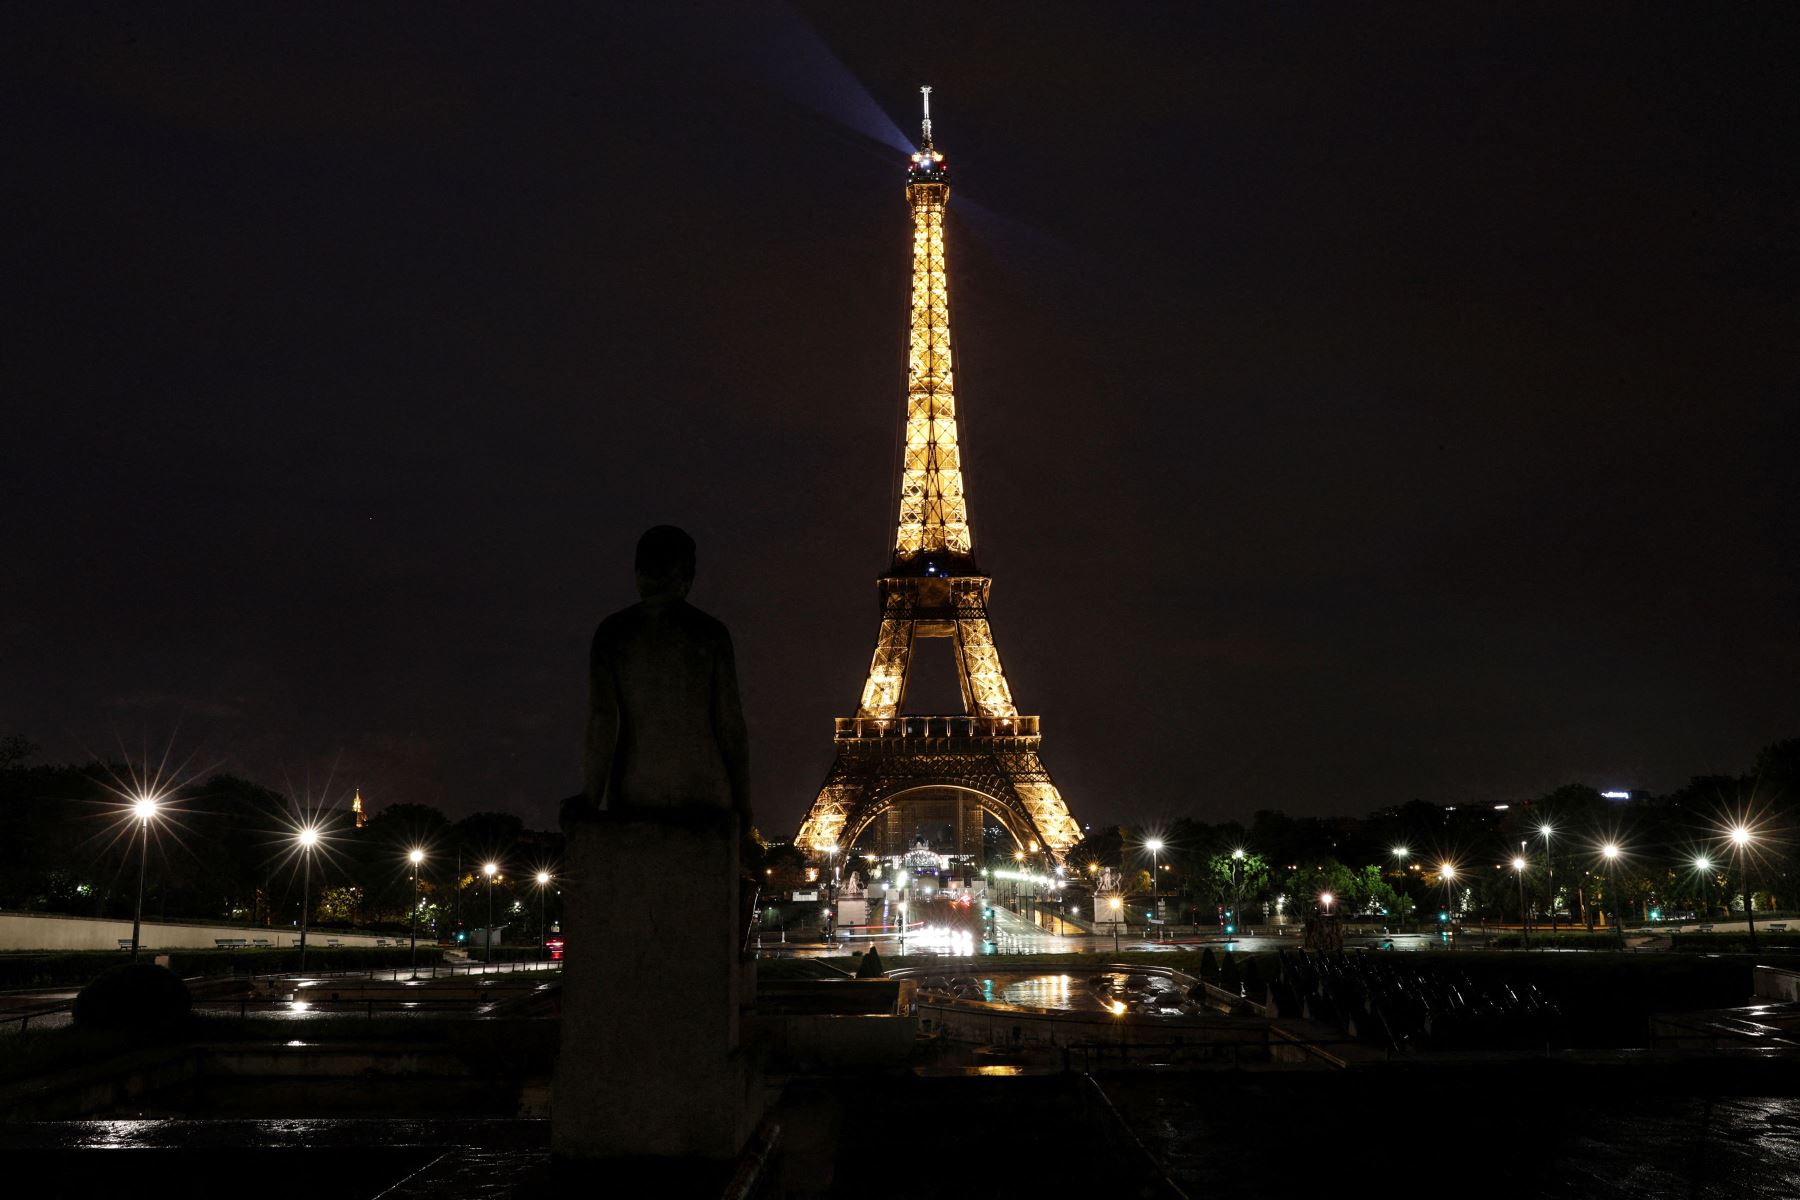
[[1145, 838, 1164, 932], [129, 794, 159, 962], [1539, 824, 1556, 936], [1511, 853, 1530, 950], [1694, 856, 1714, 925], [1439, 863, 1457, 950], [1601, 843, 1623, 947], [1731, 826, 1756, 948], [1231, 847, 1246, 938], [1320, 891, 1334, 916], [297, 827, 319, 974], [1109, 895, 1122, 953], [536, 871, 552, 965], [408, 849, 425, 978], [1390, 846, 1408, 931], [483, 862, 498, 964]]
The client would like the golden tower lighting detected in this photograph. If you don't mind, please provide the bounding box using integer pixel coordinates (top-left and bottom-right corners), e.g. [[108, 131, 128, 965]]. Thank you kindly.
[[796, 88, 1082, 863]]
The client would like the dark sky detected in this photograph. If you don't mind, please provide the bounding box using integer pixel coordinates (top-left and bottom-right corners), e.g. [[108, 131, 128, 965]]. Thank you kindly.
[[4, 4, 1796, 835]]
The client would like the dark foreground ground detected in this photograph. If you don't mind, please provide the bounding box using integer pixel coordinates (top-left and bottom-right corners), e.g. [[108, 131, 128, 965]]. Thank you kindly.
[[3, 1056, 1796, 1199]]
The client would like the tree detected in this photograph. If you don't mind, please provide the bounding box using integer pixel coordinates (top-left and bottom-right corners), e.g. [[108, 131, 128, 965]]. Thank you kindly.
[[1202, 850, 1268, 926]]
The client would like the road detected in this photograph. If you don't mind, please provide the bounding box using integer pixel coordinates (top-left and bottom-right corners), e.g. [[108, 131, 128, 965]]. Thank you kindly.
[[757, 905, 1439, 959]]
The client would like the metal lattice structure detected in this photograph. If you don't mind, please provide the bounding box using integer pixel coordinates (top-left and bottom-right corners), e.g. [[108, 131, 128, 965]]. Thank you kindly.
[[796, 90, 1082, 864]]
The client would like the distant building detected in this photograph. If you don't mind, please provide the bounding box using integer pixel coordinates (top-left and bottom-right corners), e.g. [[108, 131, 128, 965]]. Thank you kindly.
[[351, 788, 368, 829]]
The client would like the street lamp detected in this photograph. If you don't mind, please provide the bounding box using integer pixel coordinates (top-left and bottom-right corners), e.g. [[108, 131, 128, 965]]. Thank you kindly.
[[536, 870, 552, 964], [1145, 839, 1164, 928], [297, 826, 320, 974], [1539, 824, 1556, 936], [1693, 856, 1714, 924], [1600, 843, 1623, 947], [1439, 863, 1457, 950], [1730, 825, 1756, 948], [483, 862, 498, 964], [1109, 895, 1122, 953], [1389, 846, 1408, 930], [1231, 847, 1246, 937], [129, 794, 160, 962], [1511, 853, 1530, 950], [408, 848, 425, 978], [1319, 891, 1334, 916]]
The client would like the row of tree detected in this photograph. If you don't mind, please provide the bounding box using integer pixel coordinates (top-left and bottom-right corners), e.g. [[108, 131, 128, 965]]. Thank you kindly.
[[0, 736, 561, 937], [1056, 738, 1797, 926], [4, 734, 1792, 932]]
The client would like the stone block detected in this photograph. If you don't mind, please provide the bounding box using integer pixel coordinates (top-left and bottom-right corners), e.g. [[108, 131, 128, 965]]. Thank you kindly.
[[552, 810, 761, 1162]]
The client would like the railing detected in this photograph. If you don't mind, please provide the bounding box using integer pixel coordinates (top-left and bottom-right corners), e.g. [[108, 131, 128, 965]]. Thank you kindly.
[[834, 714, 1040, 740], [0, 957, 561, 1035]]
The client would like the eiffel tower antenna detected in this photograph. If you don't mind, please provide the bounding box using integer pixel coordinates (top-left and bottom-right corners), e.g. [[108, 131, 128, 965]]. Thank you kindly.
[[796, 98, 1082, 866]]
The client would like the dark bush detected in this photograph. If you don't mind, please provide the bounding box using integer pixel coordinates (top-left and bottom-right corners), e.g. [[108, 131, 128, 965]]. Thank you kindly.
[[73, 963, 190, 1032], [1198, 947, 1218, 981], [1242, 956, 1265, 1001], [1220, 951, 1242, 995]]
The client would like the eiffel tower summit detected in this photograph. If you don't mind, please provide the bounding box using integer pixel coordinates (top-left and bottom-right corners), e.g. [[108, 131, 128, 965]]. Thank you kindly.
[[796, 89, 1083, 867]]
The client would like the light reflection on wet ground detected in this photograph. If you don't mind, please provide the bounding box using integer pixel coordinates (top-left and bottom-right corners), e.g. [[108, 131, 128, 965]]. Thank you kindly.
[[917, 970, 1202, 1015], [1104, 1074, 1800, 1199]]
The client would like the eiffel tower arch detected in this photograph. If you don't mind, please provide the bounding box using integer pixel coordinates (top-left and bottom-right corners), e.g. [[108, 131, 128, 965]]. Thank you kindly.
[[795, 90, 1082, 866]]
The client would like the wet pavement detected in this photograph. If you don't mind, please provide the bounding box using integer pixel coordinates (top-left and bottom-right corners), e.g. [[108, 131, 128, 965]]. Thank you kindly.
[[1099, 1064, 1800, 1199], [757, 903, 1436, 959], [913, 968, 1204, 1015], [0, 1119, 550, 1200], [0, 960, 560, 1036]]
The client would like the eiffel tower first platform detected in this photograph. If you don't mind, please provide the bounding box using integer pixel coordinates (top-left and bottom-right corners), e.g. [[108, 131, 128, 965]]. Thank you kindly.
[[795, 90, 1082, 866]]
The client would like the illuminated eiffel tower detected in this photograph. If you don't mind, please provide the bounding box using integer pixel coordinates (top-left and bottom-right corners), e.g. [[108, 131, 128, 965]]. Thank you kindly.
[[795, 89, 1082, 866]]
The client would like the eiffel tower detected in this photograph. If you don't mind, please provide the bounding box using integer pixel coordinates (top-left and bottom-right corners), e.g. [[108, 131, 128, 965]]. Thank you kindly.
[[795, 89, 1082, 866]]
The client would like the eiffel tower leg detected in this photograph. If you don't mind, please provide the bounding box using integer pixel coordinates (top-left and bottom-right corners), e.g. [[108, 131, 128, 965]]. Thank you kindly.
[[856, 597, 916, 721], [797, 758, 877, 857], [996, 748, 1082, 860], [951, 580, 1017, 719]]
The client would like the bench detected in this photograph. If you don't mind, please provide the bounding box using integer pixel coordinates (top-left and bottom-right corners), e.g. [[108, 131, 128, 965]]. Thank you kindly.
[[214, 938, 248, 949], [252, 939, 273, 948], [118, 938, 134, 950], [325, 939, 343, 947], [1767, 923, 1789, 933]]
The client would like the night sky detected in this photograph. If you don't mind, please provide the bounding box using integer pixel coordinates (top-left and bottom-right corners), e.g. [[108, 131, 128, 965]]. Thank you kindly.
[[4, 4, 1796, 835]]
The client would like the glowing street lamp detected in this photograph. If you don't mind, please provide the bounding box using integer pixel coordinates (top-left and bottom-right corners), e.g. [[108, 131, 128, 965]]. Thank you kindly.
[[483, 862, 499, 964], [1109, 894, 1123, 953], [407, 849, 425, 978], [1693, 856, 1715, 924], [1231, 848, 1247, 938], [129, 794, 161, 962], [1511, 852, 1530, 951], [1539, 824, 1557, 936], [536, 870, 553, 964], [1145, 838, 1164, 929], [1439, 863, 1457, 950], [296, 826, 320, 973], [1729, 825, 1756, 948], [1319, 891, 1334, 915], [1600, 843, 1624, 946]]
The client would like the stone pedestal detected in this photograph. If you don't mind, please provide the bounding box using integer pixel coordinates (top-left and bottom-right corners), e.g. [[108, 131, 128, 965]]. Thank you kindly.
[[552, 810, 761, 1163]]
